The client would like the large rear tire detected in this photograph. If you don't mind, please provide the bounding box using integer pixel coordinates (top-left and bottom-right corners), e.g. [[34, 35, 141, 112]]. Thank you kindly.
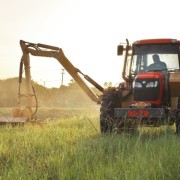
[[176, 112, 180, 135], [175, 97, 180, 135], [100, 89, 121, 133]]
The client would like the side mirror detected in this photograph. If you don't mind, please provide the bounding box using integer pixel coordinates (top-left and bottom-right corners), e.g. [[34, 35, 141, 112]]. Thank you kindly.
[[117, 45, 124, 55]]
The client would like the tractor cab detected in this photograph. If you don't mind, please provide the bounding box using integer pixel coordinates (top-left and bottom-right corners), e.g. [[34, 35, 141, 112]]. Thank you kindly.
[[118, 39, 180, 81]]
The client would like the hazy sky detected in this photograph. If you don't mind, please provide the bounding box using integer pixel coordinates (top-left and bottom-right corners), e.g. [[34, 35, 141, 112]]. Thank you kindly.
[[1, 0, 180, 88]]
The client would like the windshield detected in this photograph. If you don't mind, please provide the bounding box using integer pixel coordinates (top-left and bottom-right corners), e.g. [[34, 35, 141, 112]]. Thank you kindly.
[[131, 44, 180, 76]]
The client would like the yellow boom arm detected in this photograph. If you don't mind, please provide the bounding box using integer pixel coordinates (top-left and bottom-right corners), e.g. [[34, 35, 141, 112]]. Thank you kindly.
[[19, 40, 102, 104]]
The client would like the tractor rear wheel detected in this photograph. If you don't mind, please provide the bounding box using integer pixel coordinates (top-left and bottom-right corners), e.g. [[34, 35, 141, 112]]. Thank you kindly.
[[176, 112, 180, 135], [175, 97, 180, 135], [100, 89, 121, 133]]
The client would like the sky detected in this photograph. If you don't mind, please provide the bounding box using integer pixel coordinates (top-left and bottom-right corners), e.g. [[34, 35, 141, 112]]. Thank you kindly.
[[1, 0, 180, 88]]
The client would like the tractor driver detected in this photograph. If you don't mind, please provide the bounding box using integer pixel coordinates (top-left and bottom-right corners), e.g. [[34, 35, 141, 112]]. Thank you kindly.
[[148, 54, 167, 71]]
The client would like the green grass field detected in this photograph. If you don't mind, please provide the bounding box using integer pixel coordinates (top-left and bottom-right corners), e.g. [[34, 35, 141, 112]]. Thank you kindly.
[[0, 108, 180, 179]]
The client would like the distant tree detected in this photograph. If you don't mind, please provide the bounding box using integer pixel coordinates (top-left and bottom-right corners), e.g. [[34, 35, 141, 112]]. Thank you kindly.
[[0, 78, 96, 108], [104, 82, 108, 88], [104, 82, 112, 88]]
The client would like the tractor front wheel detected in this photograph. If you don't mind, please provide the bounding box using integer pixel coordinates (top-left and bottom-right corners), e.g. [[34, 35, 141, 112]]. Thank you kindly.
[[176, 112, 180, 135], [100, 89, 121, 133]]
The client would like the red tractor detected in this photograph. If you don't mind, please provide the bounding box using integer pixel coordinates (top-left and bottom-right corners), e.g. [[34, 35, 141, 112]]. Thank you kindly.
[[100, 39, 180, 134]]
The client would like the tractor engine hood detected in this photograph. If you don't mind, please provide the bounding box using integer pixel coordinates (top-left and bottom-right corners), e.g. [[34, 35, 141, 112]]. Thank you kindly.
[[133, 71, 165, 106]]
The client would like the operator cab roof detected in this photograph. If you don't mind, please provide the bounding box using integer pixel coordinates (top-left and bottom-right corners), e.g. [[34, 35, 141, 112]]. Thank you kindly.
[[133, 39, 180, 45]]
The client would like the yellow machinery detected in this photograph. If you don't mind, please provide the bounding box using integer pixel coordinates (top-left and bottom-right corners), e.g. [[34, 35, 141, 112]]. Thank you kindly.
[[0, 40, 104, 124]]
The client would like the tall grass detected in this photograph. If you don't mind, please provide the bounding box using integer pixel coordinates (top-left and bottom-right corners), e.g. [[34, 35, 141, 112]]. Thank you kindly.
[[0, 108, 180, 179]]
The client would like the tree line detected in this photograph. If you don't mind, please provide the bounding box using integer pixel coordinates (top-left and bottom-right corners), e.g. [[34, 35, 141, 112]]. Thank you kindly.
[[0, 78, 103, 108]]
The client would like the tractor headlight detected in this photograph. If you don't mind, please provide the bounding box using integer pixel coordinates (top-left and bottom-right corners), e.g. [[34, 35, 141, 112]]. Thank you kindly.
[[146, 81, 158, 88], [133, 82, 142, 88]]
